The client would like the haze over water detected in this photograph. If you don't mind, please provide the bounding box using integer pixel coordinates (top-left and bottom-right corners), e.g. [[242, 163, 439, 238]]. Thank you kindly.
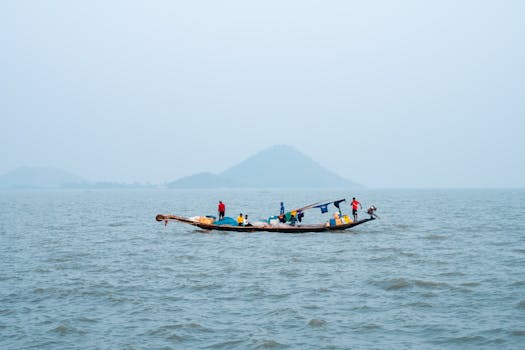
[[3, 1, 524, 187], [1, 189, 524, 349]]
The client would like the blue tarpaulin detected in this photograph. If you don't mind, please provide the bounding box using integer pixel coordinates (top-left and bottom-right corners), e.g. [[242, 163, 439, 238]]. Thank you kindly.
[[214, 217, 238, 226]]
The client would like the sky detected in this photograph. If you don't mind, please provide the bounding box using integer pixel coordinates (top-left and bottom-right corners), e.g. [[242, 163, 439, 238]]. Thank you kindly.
[[1, 0, 524, 188]]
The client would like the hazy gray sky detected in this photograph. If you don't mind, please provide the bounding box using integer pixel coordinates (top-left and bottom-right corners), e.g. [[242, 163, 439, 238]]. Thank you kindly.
[[2, 1, 524, 187]]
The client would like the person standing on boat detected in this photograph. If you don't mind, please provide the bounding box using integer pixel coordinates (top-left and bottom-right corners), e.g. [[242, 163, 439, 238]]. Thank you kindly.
[[351, 197, 362, 222], [237, 213, 244, 226], [280, 202, 285, 215], [218, 201, 226, 220]]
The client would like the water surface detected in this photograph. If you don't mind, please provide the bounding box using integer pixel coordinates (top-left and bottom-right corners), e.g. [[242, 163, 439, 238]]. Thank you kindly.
[[1, 189, 524, 349]]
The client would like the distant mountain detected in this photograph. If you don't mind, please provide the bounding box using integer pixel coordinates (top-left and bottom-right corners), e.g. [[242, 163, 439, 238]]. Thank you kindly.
[[0, 166, 86, 189], [0, 167, 158, 190], [168, 172, 234, 189], [168, 145, 360, 188], [62, 181, 156, 189]]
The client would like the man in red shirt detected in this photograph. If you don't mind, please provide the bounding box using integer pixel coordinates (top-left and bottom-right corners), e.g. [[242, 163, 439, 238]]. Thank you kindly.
[[218, 201, 226, 220], [351, 197, 362, 222]]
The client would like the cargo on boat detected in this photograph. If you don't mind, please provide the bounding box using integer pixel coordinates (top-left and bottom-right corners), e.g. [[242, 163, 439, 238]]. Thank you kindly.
[[156, 199, 377, 233]]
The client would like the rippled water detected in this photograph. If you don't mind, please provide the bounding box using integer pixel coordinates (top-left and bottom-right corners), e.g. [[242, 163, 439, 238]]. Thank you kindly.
[[1, 189, 524, 349]]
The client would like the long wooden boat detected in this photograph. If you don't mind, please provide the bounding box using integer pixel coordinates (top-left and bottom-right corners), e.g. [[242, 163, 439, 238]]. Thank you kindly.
[[155, 214, 376, 233]]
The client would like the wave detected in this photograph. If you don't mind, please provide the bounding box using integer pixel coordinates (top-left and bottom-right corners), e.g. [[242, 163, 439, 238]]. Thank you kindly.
[[511, 281, 525, 287], [254, 339, 286, 349], [423, 233, 447, 240], [359, 323, 381, 330], [414, 280, 449, 288], [308, 319, 327, 327], [422, 292, 437, 298], [368, 255, 397, 263], [460, 282, 480, 287], [431, 335, 486, 345], [371, 278, 411, 291], [205, 339, 247, 349], [371, 278, 450, 291], [143, 323, 211, 340], [404, 302, 432, 308], [108, 222, 128, 227], [48, 325, 87, 335]]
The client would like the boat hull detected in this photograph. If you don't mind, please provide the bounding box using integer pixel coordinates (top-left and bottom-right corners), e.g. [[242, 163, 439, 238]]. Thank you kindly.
[[156, 214, 375, 233]]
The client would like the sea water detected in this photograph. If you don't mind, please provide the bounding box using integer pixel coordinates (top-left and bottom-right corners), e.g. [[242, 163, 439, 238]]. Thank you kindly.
[[1, 189, 524, 349]]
